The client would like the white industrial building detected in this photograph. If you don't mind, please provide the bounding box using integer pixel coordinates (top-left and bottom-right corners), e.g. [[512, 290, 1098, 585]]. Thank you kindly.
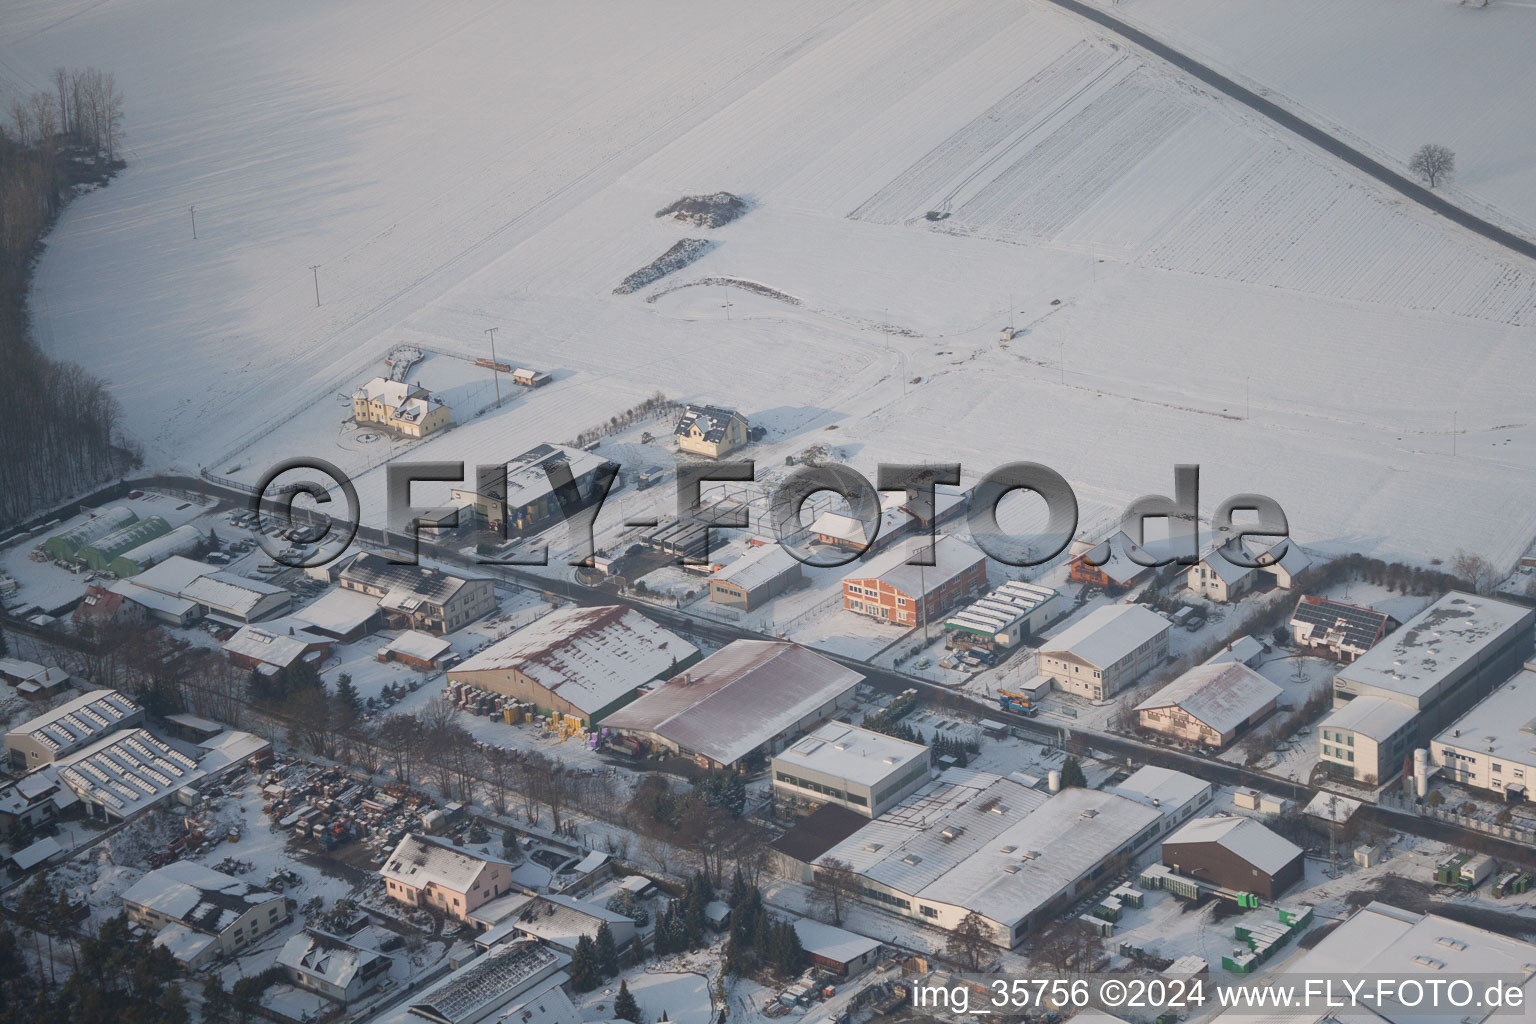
[[604, 640, 863, 769], [5, 689, 143, 770], [806, 766, 1200, 948], [1109, 764, 1215, 841], [1037, 604, 1170, 700], [448, 605, 699, 727], [772, 722, 931, 818], [942, 581, 1062, 650], [1214, 901, 1536, 1024], [123, 555, 292, 623], [1319, 592, 1534, 784], [1432, 663, 1536, 801]]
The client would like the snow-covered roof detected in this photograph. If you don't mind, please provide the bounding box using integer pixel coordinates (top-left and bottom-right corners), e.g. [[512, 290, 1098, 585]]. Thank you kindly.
[[6, 688, 140, 755], [502, 894, 634, 950], [222, 623, 330, 668], [810, 511, 868, 545], [115, 523, 204, 568], [125, 554, 212, 595], [1110, 765, 1212, 814], [1318, 694, 1418, 741], [277, 928, 391, 992], [353, 376, 427, 407], [9, 835, 63, 870], [602, 641, 863, 766], [1070, 530, 1158, 586], [451, 605, 696, 716], [467, 443, 616, 515], [709, 542, 799, 590], [1336, 592, 1534, 704], [55, 727, 205, 815], [293, 587, 382, 634], [183, 570, 287, 617], [126, 555, 287, 617], [772, 722, 928, 787], [1433, 667, 1536, 769], [406, 940, 565, 1024], [816, 768, 1163, 928], [385, 630, 453, 663], [1135, 662, 1282, 734], [1041, 604, 1169, 669], [152, 923, 215, 964], [107, 577, 198, 618], [1204, 635, 1264, 667], [1291, 594, 1394, 651], [44, 505, 137, 556], [674, 404, 743, 442], [382, 834, 512, 894], [0, 658, 57, 684], [340, 553, 487, 615], [1215, 901, 1536, 1024], [1162, 816, 1301, 876], [842, 535, 986, 598], [791, 917, 881, 965], [943, 581, 1057, 638], [123, 861, 282, 936], [1302, 790, 1362, 824], [197, 729, 271, 774]]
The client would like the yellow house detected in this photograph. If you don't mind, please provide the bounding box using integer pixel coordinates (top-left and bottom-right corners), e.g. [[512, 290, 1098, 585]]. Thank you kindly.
[[352, 377, 451, 438], [674, 404, 748, 458]]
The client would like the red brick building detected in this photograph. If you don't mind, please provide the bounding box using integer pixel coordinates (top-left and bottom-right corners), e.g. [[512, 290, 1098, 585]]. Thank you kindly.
[[841, 536, 987, 628]]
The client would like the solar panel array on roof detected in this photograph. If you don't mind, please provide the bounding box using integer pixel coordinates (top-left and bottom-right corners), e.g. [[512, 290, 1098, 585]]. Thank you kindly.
[[408, 941, 560, 1024], [343, 553, 468, 602], [1291, 595, 1391, 651]]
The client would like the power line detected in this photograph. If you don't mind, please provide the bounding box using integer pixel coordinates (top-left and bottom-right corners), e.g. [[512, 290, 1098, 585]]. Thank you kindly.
[[486, 327, 503, 407], [309, 265, 321, 307]]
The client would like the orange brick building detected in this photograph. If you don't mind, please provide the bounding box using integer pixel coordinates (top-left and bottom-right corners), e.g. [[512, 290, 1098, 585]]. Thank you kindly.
[[841, 536, 987, 628]]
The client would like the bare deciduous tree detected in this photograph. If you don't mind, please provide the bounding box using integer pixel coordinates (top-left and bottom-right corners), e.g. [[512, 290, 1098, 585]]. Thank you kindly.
[[808, 857, 860, 927], [1409, 144, 1455, 188]]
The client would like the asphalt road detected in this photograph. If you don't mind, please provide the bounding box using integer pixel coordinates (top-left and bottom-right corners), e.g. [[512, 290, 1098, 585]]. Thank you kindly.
[[1045, 0, 1536, 264]]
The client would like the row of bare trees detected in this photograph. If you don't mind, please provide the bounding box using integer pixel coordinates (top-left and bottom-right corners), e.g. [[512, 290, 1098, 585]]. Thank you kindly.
[[8, 68, 124, 160], [1, 70, 137, 527]]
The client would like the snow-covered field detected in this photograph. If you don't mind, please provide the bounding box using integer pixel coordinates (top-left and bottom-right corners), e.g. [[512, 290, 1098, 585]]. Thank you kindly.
[[7, 0, 1536, 573], [1081, 0, 1536, 238]]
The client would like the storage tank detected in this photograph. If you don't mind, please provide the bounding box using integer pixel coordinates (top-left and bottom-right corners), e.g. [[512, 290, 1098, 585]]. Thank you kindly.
[[1414, 748, 1429, 799], [1048, 770, 1062, 793]]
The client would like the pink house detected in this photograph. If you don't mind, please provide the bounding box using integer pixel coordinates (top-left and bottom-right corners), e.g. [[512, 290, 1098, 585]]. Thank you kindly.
[[380, 834, 515, 923]]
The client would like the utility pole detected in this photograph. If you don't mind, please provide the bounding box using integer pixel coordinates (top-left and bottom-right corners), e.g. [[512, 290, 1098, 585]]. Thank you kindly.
[[189, 205, 197, 240], [721, 289, 733, 320], [485, 327, 503, 406], [309, 265, 321, 307]]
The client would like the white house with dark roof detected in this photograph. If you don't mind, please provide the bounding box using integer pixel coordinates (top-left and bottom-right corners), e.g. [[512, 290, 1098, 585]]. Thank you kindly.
[[1038, 604, 1170, 700], [381, 834, 516, 923], [1290, 594, 1396, 662], [122, 862, 288, 968], [339, 553, 496, 634], [447, 605, 698, 727], [277, 928, 393, 1004], [1136, 662, 1282, 748], [675, 404, 748, 458], [1187, 538, 1311, 603]]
